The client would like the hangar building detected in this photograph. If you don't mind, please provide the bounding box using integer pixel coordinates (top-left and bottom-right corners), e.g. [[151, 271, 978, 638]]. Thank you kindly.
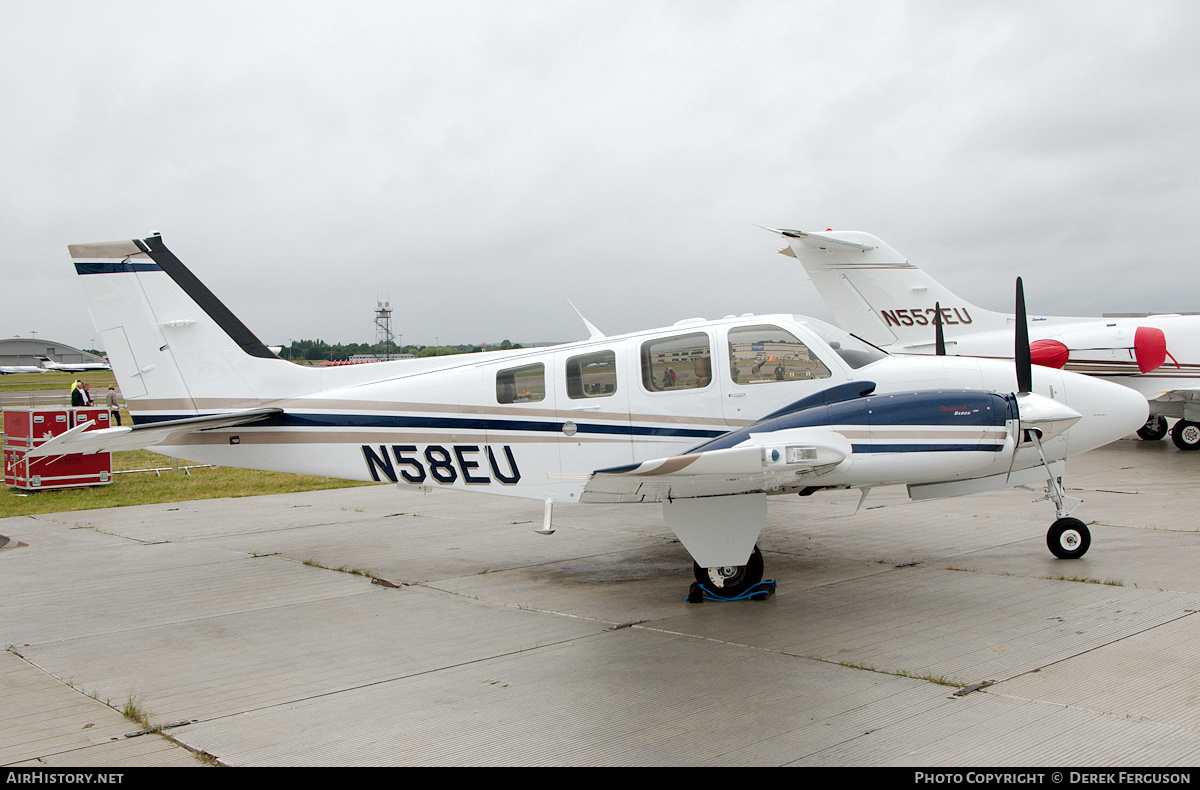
[[0, 337, 106, 368]]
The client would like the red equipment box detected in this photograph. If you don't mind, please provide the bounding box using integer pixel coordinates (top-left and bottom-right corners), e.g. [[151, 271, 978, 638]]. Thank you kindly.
[[3, 407, 112, 490]]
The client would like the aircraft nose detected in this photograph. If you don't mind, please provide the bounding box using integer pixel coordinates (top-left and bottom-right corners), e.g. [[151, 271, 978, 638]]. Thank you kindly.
[[1071, 377, 1149, 453], [1115, 383, 1151, 436]]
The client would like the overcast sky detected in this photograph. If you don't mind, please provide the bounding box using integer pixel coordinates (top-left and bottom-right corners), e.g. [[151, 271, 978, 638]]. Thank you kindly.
[[3, 1, 1199, 350]]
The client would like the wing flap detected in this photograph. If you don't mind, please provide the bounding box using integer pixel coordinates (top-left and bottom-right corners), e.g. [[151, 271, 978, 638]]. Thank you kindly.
[[24, 408, 283, 458]]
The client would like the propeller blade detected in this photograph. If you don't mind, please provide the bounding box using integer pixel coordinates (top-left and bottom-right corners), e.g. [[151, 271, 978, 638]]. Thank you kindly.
[[1015, 277, 1033, 394], [934, 301, 946, 356]]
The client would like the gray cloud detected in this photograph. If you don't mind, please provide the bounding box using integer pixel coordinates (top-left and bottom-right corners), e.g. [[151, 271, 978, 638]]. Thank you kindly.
[[3, 1, 1198, 350]]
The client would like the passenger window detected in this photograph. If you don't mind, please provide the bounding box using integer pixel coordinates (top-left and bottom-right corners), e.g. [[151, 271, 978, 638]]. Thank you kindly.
[[496, 363, 545, 403], [728, 324, 830, 385], [567, 350, 617, 399], [641, 332, 712, 392]]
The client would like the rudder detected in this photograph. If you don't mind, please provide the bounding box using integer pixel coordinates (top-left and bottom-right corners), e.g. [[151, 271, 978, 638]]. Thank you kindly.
[[777, 229, 1009, 349]]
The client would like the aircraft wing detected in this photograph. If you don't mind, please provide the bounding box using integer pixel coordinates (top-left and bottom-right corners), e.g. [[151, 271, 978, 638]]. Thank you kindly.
[[580, 429, 850, 503], [24, 408, 283, 458], [1151, 388, 1200, 404]]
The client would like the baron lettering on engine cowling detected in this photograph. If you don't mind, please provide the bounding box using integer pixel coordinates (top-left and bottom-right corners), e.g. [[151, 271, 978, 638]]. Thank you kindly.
[[881, 307, 973, 327], [362, 444, 521, 485]]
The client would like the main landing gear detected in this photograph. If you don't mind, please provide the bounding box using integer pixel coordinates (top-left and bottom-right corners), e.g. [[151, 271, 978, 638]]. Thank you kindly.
[[1137, 415, 1168, 441], [1136, 415, 1200, 451], [687, 546, 775, 602], [1171, 420, 1200, 451]]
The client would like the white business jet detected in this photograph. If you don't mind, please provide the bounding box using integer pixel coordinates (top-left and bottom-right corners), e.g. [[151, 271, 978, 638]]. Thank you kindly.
[[30, 234, 1146, 599], [775, 229, 1200, 450], [36, 355, 111, 373]]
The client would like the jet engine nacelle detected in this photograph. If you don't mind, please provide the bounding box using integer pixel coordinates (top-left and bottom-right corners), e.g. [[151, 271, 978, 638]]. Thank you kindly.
[[1030, 326, 1167, 374]]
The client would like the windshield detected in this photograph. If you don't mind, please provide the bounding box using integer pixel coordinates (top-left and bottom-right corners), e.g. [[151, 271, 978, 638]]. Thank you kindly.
[[797, 317, 888, 369]]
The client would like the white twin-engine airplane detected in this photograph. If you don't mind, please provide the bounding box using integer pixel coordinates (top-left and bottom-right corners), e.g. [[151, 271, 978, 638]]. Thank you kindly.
[[31, 234, 1146, 600], [775, 228, 1200, 451]]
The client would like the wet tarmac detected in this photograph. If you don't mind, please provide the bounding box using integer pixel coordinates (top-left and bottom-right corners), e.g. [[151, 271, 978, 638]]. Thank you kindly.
[[2, 435, 1199, 766]]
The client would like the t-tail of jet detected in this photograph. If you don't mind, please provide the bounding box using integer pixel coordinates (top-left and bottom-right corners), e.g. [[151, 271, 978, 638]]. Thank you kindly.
[[68, 235, 314, 418], [772, 229, 1012, 351]]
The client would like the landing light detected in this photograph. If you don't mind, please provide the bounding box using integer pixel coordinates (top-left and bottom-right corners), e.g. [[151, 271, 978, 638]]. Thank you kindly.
[[768, 446, 818, 464]]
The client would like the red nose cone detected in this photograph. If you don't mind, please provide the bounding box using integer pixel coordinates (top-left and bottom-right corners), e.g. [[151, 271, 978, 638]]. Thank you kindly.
[[1134, 326, 1167, 373], [1029, 338, 1069, 369]]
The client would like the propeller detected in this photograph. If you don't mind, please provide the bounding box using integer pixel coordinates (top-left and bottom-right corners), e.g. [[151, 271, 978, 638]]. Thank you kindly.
[[1015, 277, 1032, 394], [1007, 277, 1082, 485]]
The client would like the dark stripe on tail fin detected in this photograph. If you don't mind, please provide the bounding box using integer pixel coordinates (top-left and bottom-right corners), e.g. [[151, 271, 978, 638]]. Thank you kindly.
[[135, 234, 279, 360]]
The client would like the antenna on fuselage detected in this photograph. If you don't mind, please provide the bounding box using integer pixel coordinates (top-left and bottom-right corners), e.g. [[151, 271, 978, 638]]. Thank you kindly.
[[568, 299, 605, 340]]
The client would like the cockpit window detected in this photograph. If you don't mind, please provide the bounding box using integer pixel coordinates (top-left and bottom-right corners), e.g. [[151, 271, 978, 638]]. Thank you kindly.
[[728, 324, 831, 384], [800, 318, 888, 369]]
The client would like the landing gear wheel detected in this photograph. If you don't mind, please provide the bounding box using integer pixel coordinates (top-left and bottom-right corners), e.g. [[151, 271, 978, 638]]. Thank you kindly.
[[692, 545, 764, 598], [1137, 415, 1168, 441], [1047, 517, 1091, 560], [1171, 420, 1200, 451]]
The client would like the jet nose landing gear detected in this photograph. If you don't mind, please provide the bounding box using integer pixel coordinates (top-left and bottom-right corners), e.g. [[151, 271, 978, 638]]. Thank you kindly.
[[687, 546, 775, 602]]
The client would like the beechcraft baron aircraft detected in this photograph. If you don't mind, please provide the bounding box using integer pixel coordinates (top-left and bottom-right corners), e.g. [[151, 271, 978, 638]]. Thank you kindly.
[[776, 229, 1200, 451], [28, 234, 1146, 599]]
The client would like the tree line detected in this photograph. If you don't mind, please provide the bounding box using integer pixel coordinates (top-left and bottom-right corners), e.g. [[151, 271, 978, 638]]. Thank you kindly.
[[280, 339, 523, 361]]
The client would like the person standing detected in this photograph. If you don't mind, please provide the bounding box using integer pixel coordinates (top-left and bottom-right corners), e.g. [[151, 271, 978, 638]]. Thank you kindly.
[[106, 386, 122, 426]]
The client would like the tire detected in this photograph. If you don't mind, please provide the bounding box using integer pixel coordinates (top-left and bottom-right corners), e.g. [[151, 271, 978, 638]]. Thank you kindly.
[[1047, 517, 1091, 560], [1172, 420, 1200, 451], [1137, 415, 1168, 441], [693, 546, 764, 597]]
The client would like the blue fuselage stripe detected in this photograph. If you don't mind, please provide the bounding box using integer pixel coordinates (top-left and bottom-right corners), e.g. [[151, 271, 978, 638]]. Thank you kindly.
[[130, 412, 724, 440]]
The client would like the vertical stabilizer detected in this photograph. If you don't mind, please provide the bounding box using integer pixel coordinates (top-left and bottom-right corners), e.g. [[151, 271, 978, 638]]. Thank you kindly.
[[775, 229, 1010, 349], [68, 235, 312, 416]]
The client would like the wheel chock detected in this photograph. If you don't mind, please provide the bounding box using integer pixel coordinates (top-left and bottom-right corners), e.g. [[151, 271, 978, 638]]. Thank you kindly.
[[686, 580, 777, 603]]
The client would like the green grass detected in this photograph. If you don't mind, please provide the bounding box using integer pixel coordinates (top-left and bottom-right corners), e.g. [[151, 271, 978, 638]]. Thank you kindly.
[[0, 369, 114, 395], [3, 371, 380, 517], [1, 462, 380, 518]]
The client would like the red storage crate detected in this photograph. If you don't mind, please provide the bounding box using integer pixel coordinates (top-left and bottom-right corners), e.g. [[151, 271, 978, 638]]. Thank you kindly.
[[3, 407, 112, 490]]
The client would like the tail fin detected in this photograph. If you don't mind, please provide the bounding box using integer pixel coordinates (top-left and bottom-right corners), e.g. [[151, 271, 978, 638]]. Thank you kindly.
[[68, 235, 311, 415], [773, 229, 1010, 350]]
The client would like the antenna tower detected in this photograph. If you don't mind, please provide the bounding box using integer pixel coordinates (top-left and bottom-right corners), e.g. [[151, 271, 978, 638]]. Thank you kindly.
[[375, 301, 395, 360]]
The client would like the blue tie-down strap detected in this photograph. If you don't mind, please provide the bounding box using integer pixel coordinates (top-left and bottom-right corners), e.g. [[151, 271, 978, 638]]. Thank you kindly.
[[686, 580, 777, 603]]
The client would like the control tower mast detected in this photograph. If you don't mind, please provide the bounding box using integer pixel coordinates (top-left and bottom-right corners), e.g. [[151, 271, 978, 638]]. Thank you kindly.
[[375, 301, 395, 361]]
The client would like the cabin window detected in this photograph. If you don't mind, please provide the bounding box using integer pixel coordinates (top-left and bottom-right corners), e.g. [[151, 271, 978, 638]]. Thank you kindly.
[[728, 324, 830, 385], [566, 350, 617, 399], [641, 332, 712, 392], [496, 363, 545, 404]]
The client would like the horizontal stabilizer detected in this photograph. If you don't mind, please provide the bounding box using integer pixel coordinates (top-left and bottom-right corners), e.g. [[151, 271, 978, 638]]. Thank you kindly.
[[25, 408, 282, 458], [766, 228, 878, 252]]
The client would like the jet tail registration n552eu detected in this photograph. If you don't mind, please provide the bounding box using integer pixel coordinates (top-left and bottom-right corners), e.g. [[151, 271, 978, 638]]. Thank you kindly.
[[774, 228, 1200, 451], [30, 233, 1147, 599]]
